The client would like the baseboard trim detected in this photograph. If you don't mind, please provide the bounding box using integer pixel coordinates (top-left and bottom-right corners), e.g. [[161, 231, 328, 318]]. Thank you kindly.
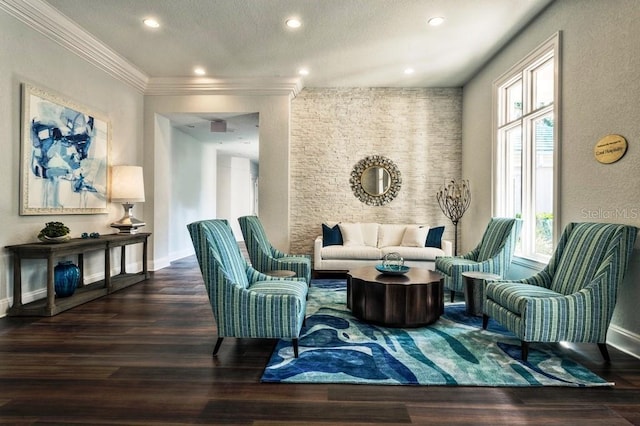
[[608, 324, 640, 360]]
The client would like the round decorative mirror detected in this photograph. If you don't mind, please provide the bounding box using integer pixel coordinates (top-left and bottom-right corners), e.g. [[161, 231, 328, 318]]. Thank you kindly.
[[361, 166, 391, 195], [349, 155, 402, 206]]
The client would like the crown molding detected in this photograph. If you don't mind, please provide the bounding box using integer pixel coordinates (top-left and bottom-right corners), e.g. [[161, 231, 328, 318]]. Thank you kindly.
[[1, 0, 303, 98], [145, 77, 304, 98], [0, 0, 149, 93]]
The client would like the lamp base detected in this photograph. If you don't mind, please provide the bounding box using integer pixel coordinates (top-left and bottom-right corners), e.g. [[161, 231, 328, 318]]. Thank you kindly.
[[111, 203, 146, 234]]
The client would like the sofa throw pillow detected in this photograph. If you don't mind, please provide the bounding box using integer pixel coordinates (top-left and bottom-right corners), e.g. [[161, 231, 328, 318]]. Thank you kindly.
[[377, 224, 406, 248], [339, 223, 365, 246], [322, 223, 343, 247], [401, 225, 430, 247], [425, 226, 445, 248], [360, 223, 380, 247]]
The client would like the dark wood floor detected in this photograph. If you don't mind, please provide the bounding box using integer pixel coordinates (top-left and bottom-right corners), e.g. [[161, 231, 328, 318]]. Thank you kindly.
[[1, 256, 639, 425]]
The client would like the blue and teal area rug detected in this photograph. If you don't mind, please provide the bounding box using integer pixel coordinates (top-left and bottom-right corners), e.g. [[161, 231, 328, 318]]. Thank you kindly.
[[261, 280, 611, 387]]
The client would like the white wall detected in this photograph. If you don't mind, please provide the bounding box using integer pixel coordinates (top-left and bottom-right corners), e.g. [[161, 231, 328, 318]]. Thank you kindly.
[[143, 95, 291, 268], [462, 0, 640, 357], [169, 127, 217, 260], [217, 155, 254, 241], [0, 10, 144, 316]]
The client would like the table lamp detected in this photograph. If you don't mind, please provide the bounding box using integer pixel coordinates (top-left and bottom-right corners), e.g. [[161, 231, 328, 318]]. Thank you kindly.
[[110, 165, 146, 234]]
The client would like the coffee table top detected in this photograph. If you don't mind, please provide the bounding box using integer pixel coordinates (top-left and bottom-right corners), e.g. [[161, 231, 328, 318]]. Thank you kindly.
[[348, 266, 442, 285]]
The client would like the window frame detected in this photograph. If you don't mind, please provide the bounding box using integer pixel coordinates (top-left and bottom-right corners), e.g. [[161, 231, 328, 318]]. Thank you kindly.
[[492, 32, 562, 263]]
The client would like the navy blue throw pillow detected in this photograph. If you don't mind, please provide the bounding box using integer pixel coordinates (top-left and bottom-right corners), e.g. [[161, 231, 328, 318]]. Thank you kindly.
[[425, 226, 445, 248], [322, 224, 343, 247]]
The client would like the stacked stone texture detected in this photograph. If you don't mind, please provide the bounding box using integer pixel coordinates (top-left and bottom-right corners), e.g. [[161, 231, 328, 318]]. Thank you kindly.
[[290, 87, 462, 259]]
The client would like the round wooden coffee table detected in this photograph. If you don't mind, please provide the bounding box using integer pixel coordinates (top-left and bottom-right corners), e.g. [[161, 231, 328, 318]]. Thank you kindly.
[[347, 266, 444, 327]]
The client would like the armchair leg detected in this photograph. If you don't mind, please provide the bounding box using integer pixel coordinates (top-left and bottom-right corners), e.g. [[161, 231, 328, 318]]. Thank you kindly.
[[212, 337, 224, 357], [293, 338, 299, 358], [521, 341, 529, 362], [598, 343, 611, 363], [450, 290, 455, 303], [482, 314, 489, 329]]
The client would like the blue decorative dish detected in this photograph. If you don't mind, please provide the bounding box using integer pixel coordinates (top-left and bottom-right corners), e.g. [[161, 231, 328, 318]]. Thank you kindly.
[[375, 264, 410, 275]]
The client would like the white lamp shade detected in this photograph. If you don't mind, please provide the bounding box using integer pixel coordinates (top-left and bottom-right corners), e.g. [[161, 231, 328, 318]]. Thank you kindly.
[[111, 165, 145, 202]]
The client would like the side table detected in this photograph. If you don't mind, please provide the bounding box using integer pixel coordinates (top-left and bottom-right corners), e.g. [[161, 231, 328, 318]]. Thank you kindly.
[[461, 271, 501, 316], [265, 269, 296, 278]]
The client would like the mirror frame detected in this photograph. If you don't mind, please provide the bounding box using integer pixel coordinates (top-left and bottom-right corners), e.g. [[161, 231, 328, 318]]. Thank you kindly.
[[349, 155, 402, 206]]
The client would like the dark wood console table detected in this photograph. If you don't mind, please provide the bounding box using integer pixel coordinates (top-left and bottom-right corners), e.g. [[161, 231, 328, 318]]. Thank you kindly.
[[6, 232, 151, 317]]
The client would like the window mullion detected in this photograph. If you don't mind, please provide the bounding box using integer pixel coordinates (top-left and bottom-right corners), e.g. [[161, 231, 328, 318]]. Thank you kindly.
[[521, 118, 534, 255]]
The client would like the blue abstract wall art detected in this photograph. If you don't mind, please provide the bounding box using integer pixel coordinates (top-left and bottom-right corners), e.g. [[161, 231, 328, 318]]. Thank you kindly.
[[21, 84, 109, 215]]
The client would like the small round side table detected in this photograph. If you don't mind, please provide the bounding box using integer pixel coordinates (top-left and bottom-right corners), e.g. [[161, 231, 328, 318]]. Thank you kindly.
[[461, 271, 501, 316], [265, 269, 296, 278]]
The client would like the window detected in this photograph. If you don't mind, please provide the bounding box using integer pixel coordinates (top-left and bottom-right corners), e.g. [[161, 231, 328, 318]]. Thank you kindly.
[[493, 33, 560, 262]]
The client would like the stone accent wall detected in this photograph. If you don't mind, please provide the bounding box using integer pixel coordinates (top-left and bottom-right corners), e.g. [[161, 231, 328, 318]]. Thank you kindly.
[[290, 87, 462, 259]]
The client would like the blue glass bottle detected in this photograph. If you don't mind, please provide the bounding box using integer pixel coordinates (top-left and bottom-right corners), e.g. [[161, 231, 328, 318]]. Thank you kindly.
[[54, 261, 80, 297]]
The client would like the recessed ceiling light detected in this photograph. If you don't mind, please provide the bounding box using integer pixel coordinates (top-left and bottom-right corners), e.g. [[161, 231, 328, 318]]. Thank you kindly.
[[298, 68, 309, 76], [194, 67, 206, 76], [143, 18, 160, 28], [404, 68, 415, 75], [428, 16, 445, 26], [286, 18, 302, 29]]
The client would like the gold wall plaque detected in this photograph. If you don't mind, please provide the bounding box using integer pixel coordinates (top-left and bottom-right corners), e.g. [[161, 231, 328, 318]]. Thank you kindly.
[[594, 134, 628, 164]]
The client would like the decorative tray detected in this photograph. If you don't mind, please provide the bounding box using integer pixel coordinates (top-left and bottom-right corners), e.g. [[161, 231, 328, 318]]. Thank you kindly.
[[375, 264, 410, 275]]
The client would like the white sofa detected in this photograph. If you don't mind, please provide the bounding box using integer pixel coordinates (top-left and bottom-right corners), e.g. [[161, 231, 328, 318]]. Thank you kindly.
[[313, 222, 452, 272]]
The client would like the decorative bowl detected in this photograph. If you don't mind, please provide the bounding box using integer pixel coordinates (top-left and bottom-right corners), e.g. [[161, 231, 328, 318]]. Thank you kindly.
[[38, 234, 71, 244], [375, 264, 410, 275]]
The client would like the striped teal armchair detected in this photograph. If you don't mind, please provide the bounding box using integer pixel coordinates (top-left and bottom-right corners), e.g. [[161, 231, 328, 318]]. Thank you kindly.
[[435, 218, 522, 302], [238, 215, 312, 284], [188, 219, 308, 358], [483, 222, 637, 362]]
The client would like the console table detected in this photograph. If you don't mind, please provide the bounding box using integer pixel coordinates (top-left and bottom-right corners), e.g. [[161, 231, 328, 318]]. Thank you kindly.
[[6, 232, 151, 317]]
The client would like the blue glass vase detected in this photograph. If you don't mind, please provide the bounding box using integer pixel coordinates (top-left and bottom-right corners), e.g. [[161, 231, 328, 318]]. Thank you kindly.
[[54, 261, 80, 297]]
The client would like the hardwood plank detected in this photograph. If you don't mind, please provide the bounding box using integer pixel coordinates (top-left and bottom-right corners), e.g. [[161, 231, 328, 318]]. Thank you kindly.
[[408, 404, 631, 425], [200, 400, 411, 424], [0, 255, 638, 425]]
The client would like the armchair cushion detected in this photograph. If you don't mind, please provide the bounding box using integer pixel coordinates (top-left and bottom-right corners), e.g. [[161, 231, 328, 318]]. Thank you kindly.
[[434, 257, 480, 275], [485, 282, 562, 315]]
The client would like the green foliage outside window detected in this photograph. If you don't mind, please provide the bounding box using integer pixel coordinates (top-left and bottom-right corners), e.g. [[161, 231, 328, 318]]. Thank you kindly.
[[536, 213, 553, 256]]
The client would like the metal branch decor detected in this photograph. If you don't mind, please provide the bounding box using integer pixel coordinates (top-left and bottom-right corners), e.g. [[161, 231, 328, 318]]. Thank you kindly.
[[436, 179, 471, 255]]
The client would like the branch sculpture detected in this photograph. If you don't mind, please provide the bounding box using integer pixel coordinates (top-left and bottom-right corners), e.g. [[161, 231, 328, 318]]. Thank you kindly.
[[436, 179, 471, 255]]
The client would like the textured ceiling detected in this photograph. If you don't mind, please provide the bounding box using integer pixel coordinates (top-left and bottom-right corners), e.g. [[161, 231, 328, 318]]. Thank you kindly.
[[45, 0, 553, 88], [40, 0, 552, 160]]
